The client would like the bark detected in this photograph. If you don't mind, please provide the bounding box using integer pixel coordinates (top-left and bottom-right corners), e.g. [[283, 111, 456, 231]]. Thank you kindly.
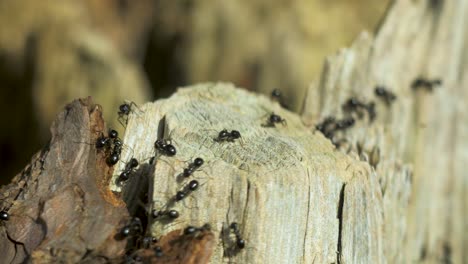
[[1, 0, 467, 263]]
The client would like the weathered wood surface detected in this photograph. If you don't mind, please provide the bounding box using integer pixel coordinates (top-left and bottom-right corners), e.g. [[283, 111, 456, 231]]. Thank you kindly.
[[0, 99, 129, 263], [302, 0, 468, 263], [0, 0, 466, 263], [113, 84, 363, 263]]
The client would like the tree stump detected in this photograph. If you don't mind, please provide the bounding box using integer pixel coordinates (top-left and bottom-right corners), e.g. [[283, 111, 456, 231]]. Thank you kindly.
[[1, 0, 467, 263]]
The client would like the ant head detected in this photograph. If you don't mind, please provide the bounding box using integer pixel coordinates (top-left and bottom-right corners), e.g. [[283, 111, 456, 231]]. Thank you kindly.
[[95, 137, 109, 149], [165, 144, 177, 156], [231, 130, 241, 139], [168, 210, 180, 219], [230, 222, 238, 230], [194, 157, 204, 167], [188, 180, 199, 191], [270, 113, 281, 122], [119, 103, 130, 113], [108, 129, 118, 139], [129, 158, 139, 168]]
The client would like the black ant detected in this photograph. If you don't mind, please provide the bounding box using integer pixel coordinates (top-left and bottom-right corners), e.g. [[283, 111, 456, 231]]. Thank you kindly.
[[94, 129, 124, 166], [107, 138, 123, 166], [214, 129, 241, 143], [229, 222, 246, 249], [154, 138, 176, 156], [315, 117, 336, 137], [375, 86, 397, 106], [180, 158, 204, 178], [342, 98, 376, 122], [183, 223, 211, 236], [140, 236, 159, 249], [175, 180, 200, 201], [95, 129, 118, 150], [117, 158, 139, 184], [315, 117, 355, 148], [118, 101, 141, 127], [151, 209, 180, 220], [262, 113, 287, 127], [411, 77, 442, 91], [334, 117, 355, 131], [119, 217, 143, 239]]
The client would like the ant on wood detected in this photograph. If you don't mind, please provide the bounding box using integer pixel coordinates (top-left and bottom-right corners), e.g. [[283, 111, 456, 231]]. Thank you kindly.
[[184, 223, 211, 236], [375, 86, 397, 106], [94, 129, 125, 166], [117, 158, 139, 184], [411, 77, 442, 91], [179, 157, 204, 179], [119, 217, 143, 239], [154, 138, 176, 157], [262, 113, 287, 127], [229, 222, 246, 250], [315, 116, 355, 147], [214, 129, 241, 143], [342, 97, 376, 122], [151, 209, 180, 221], [118, 101, 142, 127], [175, 180, 200, 202]]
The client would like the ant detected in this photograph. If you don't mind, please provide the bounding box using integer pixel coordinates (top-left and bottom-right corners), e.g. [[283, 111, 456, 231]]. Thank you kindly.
[[107, 137, 123, 165], [94, 129, 124, 166], [183, 223, 211, 236], [175, 180, 200, 201], [229, 222, 246, 250], [140, 236, 159, 249], [262, 113, 287, 127], [119, 217, 143, 238], [375, 86, 397, 106], [411, 77, 442, 91], [334, 117, 355, 131], [214, 129, 241, 143], [117, 158, 139, 184], [315, 117, 336, 137], [118, 101, 141, 127], [180, 158, 204, 178], [342, 98, 376, 122], [154, 138, 176, 156], [151, 209, 180, 220], [95, 129, 118, 150], [315, 117, 355, 148]]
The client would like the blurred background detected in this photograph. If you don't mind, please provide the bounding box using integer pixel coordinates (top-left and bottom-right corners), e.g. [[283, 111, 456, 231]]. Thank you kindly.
[[0, 0, 390, 184]]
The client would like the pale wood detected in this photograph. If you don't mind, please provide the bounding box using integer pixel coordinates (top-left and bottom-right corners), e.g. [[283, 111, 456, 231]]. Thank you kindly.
[[114, 84, 374, 263], [302, 0, 468, 263]]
